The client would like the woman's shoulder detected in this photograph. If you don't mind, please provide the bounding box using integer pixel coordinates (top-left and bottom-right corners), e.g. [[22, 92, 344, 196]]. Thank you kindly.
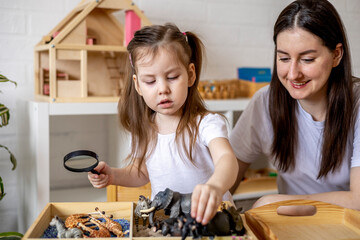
[[246, 84, 270, 112], [353, 76, 360, 89], [352, 76, 360, 101], [253, 84, 270, 100]]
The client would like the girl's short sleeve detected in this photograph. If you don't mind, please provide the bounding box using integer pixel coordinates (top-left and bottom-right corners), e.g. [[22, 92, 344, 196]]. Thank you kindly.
[[199, 113, 229, 146]]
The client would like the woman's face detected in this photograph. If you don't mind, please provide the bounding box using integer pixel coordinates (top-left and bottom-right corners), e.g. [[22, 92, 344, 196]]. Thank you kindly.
[[276, 27, 340, 102]]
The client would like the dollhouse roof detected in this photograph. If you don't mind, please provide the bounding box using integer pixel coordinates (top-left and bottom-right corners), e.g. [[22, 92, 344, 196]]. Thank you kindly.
[[36, 0, 151, 47]]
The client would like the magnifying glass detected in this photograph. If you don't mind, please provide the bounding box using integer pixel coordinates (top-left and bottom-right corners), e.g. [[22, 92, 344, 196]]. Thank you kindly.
[[64, 150, 100, 175]]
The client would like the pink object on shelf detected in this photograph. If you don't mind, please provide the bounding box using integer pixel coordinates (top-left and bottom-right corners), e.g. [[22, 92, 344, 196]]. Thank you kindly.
[[43, 83, 50, 95], [87, 38, 96, 45], [52, 31, 60, 38], [125, 10, 141, 46]]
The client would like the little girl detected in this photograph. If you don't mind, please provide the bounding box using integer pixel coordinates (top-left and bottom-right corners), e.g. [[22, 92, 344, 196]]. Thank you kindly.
[[88, 23, 238, 225]]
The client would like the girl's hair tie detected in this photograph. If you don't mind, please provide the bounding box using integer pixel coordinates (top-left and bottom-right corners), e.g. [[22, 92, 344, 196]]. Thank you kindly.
[[129, 53, 134, 68], [182, 32, 188, 42]]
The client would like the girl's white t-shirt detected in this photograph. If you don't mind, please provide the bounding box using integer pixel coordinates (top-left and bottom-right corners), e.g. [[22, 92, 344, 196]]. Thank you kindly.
[[230, 83, 360, 195], [146, 113, 233, 202]]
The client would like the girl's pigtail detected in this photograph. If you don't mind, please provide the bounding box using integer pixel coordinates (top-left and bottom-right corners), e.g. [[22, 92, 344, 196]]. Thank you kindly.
[[184, 31, 204, 82]]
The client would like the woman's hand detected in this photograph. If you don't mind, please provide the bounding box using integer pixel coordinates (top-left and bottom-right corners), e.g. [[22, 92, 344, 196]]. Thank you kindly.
[[190, 183, 223, 225], [87, 161, 113, 188]]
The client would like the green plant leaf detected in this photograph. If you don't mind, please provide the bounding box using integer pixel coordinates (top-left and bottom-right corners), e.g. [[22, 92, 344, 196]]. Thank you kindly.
[[0, 176, 5, 201], [0, 232, 23, 240], [0, 74, 17, 86], [0, 104, 10, 127], [0, 145, 16, 170]]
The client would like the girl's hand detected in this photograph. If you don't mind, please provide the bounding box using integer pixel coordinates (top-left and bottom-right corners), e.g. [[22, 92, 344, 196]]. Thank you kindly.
[[190, 183, 223, 225], [87, 161, 113, 188]]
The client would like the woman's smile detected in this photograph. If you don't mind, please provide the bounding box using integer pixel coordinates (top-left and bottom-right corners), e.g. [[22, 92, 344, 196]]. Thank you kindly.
[[290, 80, 311, 89]]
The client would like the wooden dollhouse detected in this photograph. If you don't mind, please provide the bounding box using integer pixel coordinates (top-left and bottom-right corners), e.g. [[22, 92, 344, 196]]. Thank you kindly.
[[34, 0, 151, 102]]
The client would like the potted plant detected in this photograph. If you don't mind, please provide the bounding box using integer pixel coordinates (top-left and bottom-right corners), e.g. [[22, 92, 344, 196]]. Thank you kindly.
[[0, 74, 23, 239]]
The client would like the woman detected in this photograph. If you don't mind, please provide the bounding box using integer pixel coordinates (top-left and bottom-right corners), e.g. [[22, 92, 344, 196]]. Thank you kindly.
[[230, 0, 360, 210]]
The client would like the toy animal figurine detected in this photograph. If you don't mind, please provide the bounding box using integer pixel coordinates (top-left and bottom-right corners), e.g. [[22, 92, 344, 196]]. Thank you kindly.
[[157, 206, 245, 240], [49, 216, 83, 238], [94, 207, 127, 237], [160, 217, 182, 236], [134, 195, 152, 231], [180, 206, 245, 240], [140, 188, 192, 228], [65, 214, 90, 228], [77, 221, 111, 238], [178, 214, 203, 239]]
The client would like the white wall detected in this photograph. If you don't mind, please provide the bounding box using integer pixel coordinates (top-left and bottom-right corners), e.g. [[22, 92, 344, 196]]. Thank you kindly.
[[0, 0, 359, 233]]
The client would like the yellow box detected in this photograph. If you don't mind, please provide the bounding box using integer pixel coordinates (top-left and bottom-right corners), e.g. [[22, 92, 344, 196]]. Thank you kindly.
[[198, 79, 269, 100], [23, 202, 133, 240], [238, 79, 269, 98]]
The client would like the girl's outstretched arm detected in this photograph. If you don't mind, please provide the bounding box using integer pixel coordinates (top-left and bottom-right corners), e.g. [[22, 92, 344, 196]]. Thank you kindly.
[[191, 137, 239, 225], [88, 159, 149, 188]]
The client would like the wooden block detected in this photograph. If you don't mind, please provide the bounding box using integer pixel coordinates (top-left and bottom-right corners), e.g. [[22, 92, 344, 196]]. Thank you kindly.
[[57, 80, 81, 98], [57, 50, 81, 60]]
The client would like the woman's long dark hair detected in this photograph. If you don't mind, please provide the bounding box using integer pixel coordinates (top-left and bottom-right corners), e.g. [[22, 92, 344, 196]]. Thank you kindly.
[[119, 23, 208, 174], [269, 0, 353, 178]]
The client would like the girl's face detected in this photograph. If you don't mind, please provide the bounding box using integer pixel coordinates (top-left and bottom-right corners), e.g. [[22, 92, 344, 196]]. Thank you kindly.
[[133, 47, 195, 118], [276, 27, 342, 102]]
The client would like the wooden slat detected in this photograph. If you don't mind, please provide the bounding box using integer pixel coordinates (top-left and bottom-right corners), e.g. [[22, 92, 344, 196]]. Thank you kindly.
[[80, 50, 88, 97], [50, 96, 120, 103], [55, 44, 127, 52], [57, 50, 81, 60], [48, 47, 57, 100], [34, 51, 40, 95], [34, 45, 50, 51]]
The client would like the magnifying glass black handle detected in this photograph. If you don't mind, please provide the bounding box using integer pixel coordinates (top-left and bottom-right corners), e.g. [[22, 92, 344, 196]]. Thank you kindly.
[[91, 169, 100, 175]]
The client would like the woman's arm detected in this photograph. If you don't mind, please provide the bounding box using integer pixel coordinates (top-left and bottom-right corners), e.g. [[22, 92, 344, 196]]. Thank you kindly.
[[229, 159, 251, 194], [252, 166, 360, 210], [191, 137, 238, 225]]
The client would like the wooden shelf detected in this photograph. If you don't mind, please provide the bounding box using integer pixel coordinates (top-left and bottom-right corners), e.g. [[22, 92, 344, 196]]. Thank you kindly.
[[36, 97, 251, 116], [233, 177, 278, 201]]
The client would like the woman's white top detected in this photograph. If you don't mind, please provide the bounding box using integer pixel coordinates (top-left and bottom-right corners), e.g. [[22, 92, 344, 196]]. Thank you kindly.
[[146, 113, 233, 202], [230, 82, 360, 195]]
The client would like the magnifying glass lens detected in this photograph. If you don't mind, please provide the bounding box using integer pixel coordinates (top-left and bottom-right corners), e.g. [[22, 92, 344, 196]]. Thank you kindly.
[[64, 150, 100, 174], [65, 156, 98, 169]]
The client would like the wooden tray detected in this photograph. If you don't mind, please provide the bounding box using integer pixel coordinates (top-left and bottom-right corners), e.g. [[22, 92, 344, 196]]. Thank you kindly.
[[23, 202, 133, 240], [245, 200, 360, 240]]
